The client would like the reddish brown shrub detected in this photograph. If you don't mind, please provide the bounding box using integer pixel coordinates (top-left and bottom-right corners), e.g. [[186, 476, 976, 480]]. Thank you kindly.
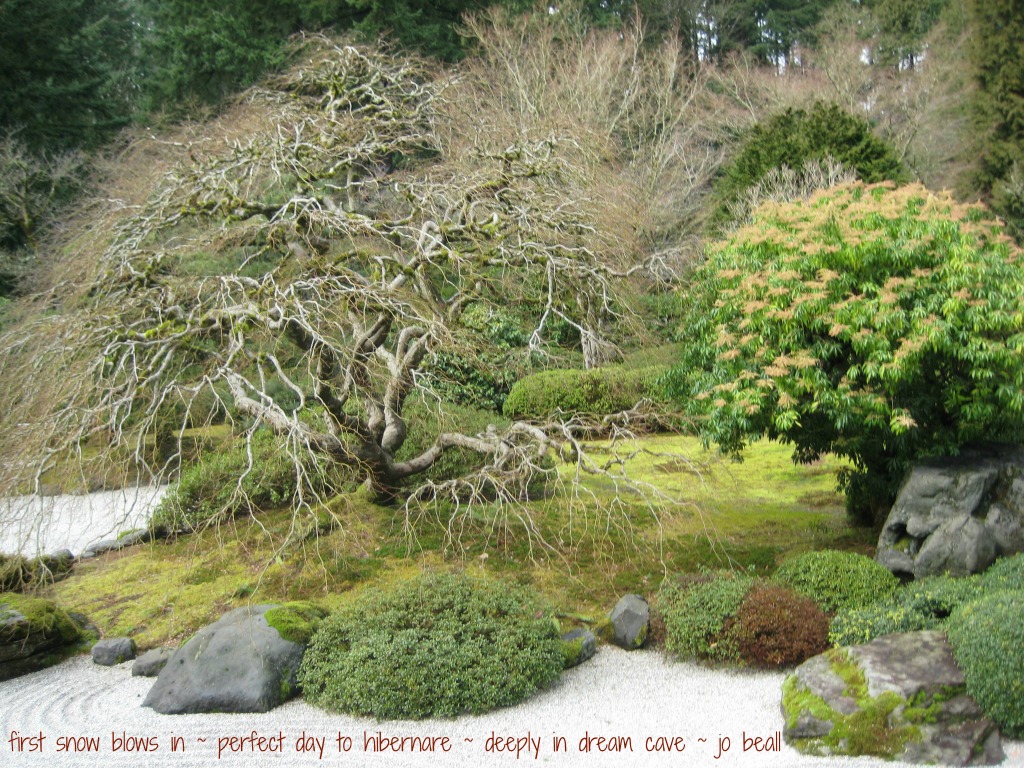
[[731, 583, 829, 668]]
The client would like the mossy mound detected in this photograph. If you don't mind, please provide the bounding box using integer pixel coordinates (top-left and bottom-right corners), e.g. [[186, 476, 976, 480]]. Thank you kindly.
[[0, 593, 85, 681], [264, 601, 326, 645]]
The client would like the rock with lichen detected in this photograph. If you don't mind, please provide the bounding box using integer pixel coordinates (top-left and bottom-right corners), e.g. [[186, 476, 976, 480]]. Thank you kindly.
[[607, 594, 649, 650], [143, 603, 321, 714], [782, 631, 1003, 765]]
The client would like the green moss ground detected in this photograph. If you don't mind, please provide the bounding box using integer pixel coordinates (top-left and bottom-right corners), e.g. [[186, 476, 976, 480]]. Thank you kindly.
[[47, 437, 872, 648]]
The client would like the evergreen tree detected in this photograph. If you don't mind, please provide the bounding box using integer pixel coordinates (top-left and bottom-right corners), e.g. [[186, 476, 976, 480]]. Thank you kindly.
[[0, 0, 137, 152], [867, 0, 948, 69], [711, 102, 907, 228], [969, 0, 1024, 237], [138, 0, 516, 114]]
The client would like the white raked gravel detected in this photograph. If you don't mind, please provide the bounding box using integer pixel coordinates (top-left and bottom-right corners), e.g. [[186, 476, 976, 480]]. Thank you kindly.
[[0, 647, 1021, 768], [2, 490, 1021, 767], [0, 487, 164, 558]]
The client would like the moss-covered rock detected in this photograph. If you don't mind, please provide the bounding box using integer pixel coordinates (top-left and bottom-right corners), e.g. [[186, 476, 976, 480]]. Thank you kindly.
[[782, 631, 1003, 765], [0, 593, 84, 681], [560, 628, 597, 668], [0, 551, 74, 591], [264, 601, 326, 645]]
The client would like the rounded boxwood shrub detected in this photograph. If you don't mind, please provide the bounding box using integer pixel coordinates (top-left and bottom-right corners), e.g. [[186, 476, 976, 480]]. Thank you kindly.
[[773, 550, 898, 614], [502, 366, 666, 420], [298, 572, 563, 719], [946, 590, 1024, 737], [656, 570, 754, 664], [732, 583, 830, 668]]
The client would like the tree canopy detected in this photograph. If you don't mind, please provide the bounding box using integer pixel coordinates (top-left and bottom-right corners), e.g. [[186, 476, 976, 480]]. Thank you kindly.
[[665, 182, 1024, 523], [0, 13, 710, 544]]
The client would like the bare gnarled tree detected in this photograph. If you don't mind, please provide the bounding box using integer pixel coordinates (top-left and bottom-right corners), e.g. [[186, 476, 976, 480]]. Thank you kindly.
[[0, 20, 719, 552]]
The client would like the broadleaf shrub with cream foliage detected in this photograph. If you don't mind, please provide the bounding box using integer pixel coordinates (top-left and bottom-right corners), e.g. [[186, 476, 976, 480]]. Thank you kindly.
[[665, 182, 1024, 523]]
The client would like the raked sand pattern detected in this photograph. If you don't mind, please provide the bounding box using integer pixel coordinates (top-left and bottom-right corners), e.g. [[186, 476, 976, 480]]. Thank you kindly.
[[1, 647, 1022, 768]]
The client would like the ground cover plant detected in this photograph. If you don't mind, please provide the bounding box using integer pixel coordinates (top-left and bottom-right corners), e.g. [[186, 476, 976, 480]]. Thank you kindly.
[[772, 549, 898, 614], [46, 436, 861, 649], [654, 569, 831, 669], [298, 571, 563, 718]]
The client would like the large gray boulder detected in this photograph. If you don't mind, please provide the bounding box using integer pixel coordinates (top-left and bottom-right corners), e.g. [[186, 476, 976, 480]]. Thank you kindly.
[[783, 631, 1003, 765], [606, 594, 649, 650], [143, 605, 305, 714], [877, 447, 1024, 579]]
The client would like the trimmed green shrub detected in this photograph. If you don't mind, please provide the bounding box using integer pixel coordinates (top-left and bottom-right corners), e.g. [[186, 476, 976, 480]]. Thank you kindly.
[[980, 552, 1024, 592], [298, 572, 563, 719], [656, 571, 754, 664], [150, 430, 317, 533], [503, 366, 667, 420], [732, 583, 830, 668], [946, 590, 1024, 737], [829, 574, 985, 646], [773, 550, 898, 614]]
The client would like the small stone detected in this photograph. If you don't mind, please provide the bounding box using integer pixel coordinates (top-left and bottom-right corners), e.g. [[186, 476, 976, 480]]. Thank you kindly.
[[92, 637, 137, 666], [132, 647, 176, 677], [608, 594, 649, 650], [561, 628, 597, 668]]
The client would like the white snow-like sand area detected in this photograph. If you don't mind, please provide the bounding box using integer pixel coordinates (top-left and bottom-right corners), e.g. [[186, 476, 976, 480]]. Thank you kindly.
[[0, 647, 1021, 768], [0, 486, 164, 557]]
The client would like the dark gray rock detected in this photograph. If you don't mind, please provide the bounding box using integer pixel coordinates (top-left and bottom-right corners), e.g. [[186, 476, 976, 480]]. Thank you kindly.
[[561, 628, 597, 668], [877, 446, 1024, 578], [143, 604, 305, 714], [608, 594, 649, 650], [132, 647, 176, 677], [783, 631, 1003, 765], [0, 595, 83, 681], [92, 637, 137, 666]]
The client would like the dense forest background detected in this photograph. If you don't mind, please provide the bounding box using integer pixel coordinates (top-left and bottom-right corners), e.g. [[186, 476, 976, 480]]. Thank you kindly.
[[1, 0, 1021, 295]]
